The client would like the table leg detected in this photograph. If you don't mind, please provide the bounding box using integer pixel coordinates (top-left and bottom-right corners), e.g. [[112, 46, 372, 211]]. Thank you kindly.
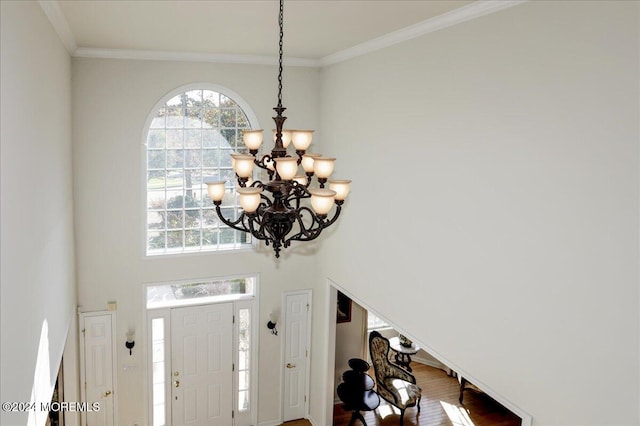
[[394, 353, 413, 372]]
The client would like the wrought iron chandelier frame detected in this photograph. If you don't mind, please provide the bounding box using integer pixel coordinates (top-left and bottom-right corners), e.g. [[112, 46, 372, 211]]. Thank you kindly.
[[207, 0, 349, 258]]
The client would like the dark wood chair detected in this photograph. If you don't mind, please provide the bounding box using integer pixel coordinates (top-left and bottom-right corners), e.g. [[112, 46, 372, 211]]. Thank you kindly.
[[368, 331, 421, 426]]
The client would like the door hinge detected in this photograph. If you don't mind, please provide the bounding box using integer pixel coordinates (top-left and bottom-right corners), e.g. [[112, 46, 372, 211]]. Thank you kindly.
[[306, 303, 309, 311], [232, 410, 235, 419], [81, 328, 85, 334], [232, 363, 235, 372], [233, 315, 235, 323], [304, 395, 307, 403], [306, 349, 308, 358]]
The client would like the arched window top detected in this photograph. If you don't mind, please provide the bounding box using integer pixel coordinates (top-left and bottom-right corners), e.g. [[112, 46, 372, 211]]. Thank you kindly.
[[144, 85, 259, 256]]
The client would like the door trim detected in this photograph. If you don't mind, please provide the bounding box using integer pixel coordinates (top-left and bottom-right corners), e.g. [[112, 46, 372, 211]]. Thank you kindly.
[[280, 289, 312, 422], [79, 310, 118, 426]]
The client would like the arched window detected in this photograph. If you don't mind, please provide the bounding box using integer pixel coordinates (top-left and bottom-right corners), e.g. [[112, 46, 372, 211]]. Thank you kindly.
[[145, 86, 257, 255]]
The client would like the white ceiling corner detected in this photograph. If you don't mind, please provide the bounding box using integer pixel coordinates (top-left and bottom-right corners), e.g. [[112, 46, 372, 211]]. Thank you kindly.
[[37, 0, 77, 54], [319, 0, 528, 67]]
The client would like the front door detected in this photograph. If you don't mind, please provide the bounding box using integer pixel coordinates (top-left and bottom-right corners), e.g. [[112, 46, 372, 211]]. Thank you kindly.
[[171, 303, 233, 426], [282, 291, 310, 422]]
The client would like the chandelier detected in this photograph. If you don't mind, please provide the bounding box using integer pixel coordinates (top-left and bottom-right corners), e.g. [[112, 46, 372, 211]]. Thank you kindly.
[[206, 0, 350, 258]]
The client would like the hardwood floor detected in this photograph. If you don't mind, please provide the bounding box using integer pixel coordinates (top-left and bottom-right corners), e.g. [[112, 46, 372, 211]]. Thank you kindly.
[[333, 362, 521, 426], [281, 420, 313, 426]]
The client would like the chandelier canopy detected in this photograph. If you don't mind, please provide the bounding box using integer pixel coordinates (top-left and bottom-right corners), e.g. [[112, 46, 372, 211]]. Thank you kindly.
[[206, 0, 350, 258]]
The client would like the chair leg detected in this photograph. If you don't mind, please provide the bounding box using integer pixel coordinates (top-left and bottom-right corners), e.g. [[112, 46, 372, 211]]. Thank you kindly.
[[459, 377, 467, 404], [417, 396, 422, 413], [400, 408, 405, 426]]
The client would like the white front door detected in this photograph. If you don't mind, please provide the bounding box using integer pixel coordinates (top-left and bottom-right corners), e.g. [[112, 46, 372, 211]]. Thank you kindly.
[[81, 313, 115, 426], [171, 303, 233, 426], [282, 291, 310, 422]]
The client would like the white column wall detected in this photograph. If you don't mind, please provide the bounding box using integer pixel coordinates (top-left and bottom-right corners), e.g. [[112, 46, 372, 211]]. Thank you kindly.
[[1, 2, 76, 426], [313, 1, 639, 425], [71, 58, 320, 425]]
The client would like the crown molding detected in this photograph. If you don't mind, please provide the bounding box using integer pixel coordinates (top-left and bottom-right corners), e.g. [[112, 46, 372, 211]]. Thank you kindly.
[[37, 0, 77, 54], [42, 0, 527, 68], [73, 48, 320, 68], [319, 0, 528, 67]]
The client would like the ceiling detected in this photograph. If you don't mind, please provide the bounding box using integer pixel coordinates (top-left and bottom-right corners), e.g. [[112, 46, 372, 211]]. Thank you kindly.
[[55, 0, 476, 61]]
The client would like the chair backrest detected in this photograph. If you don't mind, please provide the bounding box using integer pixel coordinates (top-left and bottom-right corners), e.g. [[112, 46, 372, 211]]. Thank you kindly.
[[369, 330, 392, 383]]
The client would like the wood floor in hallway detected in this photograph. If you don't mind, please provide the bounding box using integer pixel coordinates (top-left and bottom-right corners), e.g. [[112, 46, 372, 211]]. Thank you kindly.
[[332, 362, 521, 426], [280, 363, 521, 426]]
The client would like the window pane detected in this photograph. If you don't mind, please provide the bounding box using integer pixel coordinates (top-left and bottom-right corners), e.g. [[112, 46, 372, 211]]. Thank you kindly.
[[238, 307, 251, 412], [238, 371, 249, 389], [167, 150, 184, 169], [151, 317, 166, 426], [146, 277, 255, 308], [185, 150, 202, 168], [238, 390, 249, 412], [148, 211, 165, 230], [166, 230, 183, 248], [202, 229, 219, 247], [148, 150, 166, 169], [202, 130, 219, 148], [148, 129, 166, 148], [239, 350, 249, 371], [185, 229, 201, 247], [166, 130, 183, 148], [185, 129, 202, 148], [148, 231, 165, 251], [150, 112, 165, 129]]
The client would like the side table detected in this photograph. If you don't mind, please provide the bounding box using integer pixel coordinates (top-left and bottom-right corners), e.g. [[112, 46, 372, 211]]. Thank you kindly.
[[389, 337, 420, 372]]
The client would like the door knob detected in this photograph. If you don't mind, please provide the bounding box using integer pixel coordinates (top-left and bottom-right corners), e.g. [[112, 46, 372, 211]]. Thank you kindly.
[[103, 390, 112, 397], [286, 363, 296, 369], [174, 380, 180, 388]]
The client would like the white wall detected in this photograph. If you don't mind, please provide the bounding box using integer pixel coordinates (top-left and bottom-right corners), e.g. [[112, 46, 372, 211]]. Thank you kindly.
[[71, 57, 320, 425], [313, 1, 639, 425], [0, 2, 76, 426]]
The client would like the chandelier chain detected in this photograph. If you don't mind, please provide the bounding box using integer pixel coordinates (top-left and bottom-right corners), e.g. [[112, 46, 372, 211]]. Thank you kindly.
[[277, 0, 284, 109]]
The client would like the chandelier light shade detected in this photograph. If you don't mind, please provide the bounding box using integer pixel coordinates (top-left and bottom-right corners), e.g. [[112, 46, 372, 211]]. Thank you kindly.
[[206, 0, 350, 258]]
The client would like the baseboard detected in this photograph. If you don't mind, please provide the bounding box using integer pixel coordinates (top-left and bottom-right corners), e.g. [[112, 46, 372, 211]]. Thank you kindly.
[[307, 413, 320, 426], [412, 356, 449, 373]]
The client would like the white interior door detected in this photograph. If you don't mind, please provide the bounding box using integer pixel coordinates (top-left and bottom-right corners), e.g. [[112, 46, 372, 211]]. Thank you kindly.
[[282, 291, 310, 422], [171, 303, 233, 426], [81, 313, 115, 426]]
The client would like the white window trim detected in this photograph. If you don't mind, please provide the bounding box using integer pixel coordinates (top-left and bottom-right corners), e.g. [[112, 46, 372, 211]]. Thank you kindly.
[[141, 82, 261, 259]]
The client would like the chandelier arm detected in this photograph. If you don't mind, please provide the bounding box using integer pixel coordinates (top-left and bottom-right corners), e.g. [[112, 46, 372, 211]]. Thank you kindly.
[[283, 182, 311, 206], [253, 154, 274, 172], [320, 203, 342, 228], [284, 206, 325, 242], [214, 203, 251, 233], [258, 194, 274, 208], [286, 202, 343, 243], [245, 212, 270, 242]]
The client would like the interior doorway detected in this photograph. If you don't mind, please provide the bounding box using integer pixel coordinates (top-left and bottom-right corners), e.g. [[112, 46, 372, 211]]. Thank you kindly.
[[327, 283, 528, 426]]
